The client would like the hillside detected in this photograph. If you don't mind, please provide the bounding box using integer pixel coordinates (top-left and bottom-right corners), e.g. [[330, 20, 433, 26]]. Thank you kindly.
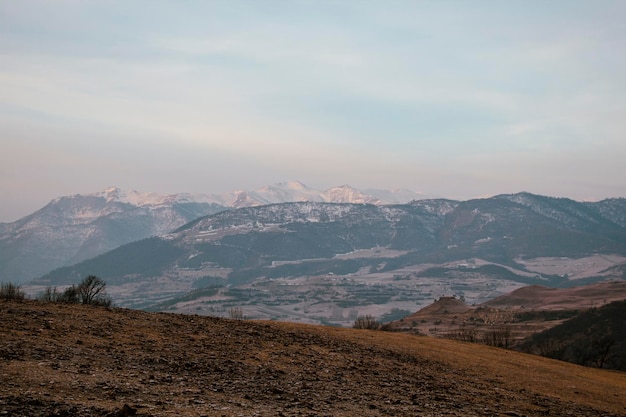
[[393, 281, 626, 345], [520, 299, 626, 371], [1, 300, 626, 416], [484, 280, 626, 310]]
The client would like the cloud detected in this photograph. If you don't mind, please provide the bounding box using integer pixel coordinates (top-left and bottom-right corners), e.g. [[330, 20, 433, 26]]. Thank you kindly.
[[1, 1, 626, 220]]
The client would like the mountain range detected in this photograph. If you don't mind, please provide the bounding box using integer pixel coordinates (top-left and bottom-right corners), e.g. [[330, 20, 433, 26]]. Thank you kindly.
[[30, 191, 626, 314], [1, 182, 425, 283]]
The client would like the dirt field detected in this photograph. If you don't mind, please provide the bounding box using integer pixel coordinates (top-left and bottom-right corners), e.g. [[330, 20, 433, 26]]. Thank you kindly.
[[1, 299, 625, 416]]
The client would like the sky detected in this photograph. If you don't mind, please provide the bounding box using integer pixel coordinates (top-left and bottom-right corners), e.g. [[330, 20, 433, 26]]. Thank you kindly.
[[1, 1, 626, 222]]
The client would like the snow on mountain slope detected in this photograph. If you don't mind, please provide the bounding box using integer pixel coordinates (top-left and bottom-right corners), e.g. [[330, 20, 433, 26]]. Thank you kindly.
[[0, 191, 226, 283], [1, 181, 426, 283], [224, 182, 410, 208], [497, 192, 621, 232], [95, 187, 196, 206], [246, 181, 324, 205], [87, 181, 414, 209], [321, 185, 383, 205], [365, 188, 430, 204]]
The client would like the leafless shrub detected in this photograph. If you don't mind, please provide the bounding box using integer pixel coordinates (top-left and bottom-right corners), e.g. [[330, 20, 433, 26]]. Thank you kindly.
[[535, 338, 567, 358], [353, 315, 381, 330], [39, 286, 61, 302], [379, 322, 397, 332], [58, 285, 80, 304], [229, 307, 244, 320], [0, 282, 26, 301]]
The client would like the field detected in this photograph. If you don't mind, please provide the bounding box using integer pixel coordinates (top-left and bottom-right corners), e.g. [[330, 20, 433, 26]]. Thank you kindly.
[[1, 299, 625, 416]]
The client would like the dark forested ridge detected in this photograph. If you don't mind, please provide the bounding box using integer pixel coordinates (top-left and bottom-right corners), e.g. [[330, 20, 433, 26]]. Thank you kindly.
[[519, 299, 626, 371]]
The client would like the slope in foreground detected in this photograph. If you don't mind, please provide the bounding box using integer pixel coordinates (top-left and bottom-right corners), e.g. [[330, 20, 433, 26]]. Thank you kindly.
[[1, 300, 625, 416]]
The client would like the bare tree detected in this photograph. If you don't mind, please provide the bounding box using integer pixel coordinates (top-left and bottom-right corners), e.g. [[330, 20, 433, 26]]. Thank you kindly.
[[77, 275, 106, 304], [58, 285, 80, 303], [592, 335, 616, 369], [483, 325, 513, 349], [71, 275, 111, 307], [448, 324, 479, 343], [40, 276, 111, 306]]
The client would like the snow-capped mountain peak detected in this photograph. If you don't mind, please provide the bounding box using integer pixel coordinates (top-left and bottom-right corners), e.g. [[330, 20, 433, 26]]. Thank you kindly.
[[246, 181, 323, 206], [81, 182, 425, 210], [321, 185, 383, 205], [101, 186, 122, 201], [93, 187, 170, 206]]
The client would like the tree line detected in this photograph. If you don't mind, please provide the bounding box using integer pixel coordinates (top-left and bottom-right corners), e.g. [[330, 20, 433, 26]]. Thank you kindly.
[[0, 275, 112, 307]]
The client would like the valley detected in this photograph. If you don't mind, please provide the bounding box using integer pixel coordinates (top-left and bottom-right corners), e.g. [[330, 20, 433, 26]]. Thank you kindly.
[[136, 258, 529, 325], [136, 254, 626, 328], [25, 253, 626, 329]]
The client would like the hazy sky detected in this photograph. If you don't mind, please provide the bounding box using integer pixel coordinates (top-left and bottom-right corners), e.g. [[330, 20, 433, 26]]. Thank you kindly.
[[2, 1, 625, 222]]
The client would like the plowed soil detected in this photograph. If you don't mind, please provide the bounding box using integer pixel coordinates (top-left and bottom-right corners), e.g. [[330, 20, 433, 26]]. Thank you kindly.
[[1, 300, 625, 416]]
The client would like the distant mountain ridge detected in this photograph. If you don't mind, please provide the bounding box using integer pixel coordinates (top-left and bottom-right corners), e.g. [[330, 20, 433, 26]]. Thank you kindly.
[[0, 182, 426, 282], [36, 193, 626, 311], [201, 181, 424, 207], [86, 181, 426, 209], [0, 190, 225, 283]]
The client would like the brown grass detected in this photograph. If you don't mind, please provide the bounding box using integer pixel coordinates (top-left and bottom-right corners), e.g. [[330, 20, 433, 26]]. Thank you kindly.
[[1, 300, 625, 416]]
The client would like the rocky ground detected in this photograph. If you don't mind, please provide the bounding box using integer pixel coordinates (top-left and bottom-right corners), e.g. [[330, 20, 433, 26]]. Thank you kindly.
[[1, 299, 625, 416]]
